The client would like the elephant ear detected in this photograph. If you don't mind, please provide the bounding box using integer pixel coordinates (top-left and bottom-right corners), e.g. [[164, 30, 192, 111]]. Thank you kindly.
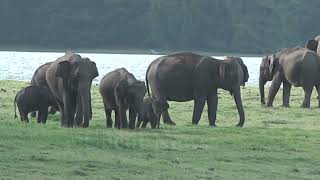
[[115, 80, 128, 105], [91, 61, 99, 78], [56, 61, 71, 79], [305, 39, 318, 52], [268, 55, 275, 74]]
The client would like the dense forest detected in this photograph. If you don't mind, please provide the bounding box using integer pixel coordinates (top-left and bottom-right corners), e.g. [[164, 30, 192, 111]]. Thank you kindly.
[[0, 1, 319, 54]]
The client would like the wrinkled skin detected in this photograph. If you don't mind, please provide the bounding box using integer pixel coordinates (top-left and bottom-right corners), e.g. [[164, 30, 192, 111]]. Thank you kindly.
[[46, 52, 98, 128], [99, 68, 146, 129], [14, 86, 56, 124], [146, 52, 247, 127], [30, 62, 59, 117], [224, 56, 249, 86], [136, 97, 169, 129], [259, 47, 320, 108]]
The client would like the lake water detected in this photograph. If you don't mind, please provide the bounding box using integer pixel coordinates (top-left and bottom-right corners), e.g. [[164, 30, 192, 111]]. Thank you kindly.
[[0, 51, 261, 85]]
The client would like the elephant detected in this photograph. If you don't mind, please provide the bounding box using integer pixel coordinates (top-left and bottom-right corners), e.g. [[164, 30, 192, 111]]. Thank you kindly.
[[30, 62, 58, 117], [14, 86, 56, 123], [146, 52, 248, 127], [224, 56, 249, 86], [259, 46, 320, 108], [136, 97, 169, 129], [46, 52, 98, 128], [99, 68, 146, 129]]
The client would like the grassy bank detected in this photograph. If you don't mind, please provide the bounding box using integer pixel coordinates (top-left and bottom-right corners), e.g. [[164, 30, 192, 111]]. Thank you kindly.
[[0, 80, 319, 180]]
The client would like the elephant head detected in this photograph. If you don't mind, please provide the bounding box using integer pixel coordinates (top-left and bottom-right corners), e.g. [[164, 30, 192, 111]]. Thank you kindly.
[[114, 79, 147, 128], [259, 55, 278, 105], [305, 39, 318, 52], [218, 59, 246, 127], [224, 56, 249, 86], [55, 54, 99, 127]]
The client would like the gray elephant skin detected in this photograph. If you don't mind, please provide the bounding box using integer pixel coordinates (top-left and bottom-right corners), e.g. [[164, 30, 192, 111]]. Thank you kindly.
[[46, 52, 98, 128], [14, 86, 56, 123], [136, 97, 169, 129], [30, 62, 58, 117], [99, 68, 146, 129], [146, 52, 248, 127], [259, 47, 320, 108]]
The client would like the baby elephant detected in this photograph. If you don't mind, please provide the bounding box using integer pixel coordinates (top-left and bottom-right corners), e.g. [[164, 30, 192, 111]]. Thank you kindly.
[[137, 97, 169, 129], [14, 86, 56, 124]]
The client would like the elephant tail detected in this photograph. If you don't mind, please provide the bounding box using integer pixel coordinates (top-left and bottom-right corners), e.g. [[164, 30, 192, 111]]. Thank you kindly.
[[146, 63, 151, 98], [14, 94, 18, 119]]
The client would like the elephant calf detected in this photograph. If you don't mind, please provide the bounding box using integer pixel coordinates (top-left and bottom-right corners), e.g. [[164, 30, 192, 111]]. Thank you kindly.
[[137, 97, 169, 129], [14, 86, 56, 123]]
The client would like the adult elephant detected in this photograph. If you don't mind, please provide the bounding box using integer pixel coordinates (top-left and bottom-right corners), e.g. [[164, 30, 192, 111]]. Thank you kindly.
[[46, 52, 98, 128], [259, 47, 320, 108], [30, 62, 58, 117], [146, 52, 247, 127], [99, 68, 146, 129]]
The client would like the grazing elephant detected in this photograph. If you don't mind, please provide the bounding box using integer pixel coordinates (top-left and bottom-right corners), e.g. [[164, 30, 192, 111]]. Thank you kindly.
[[146, 52, 247, 127], [14, 86, 56, 123], [136, 97, 169, 129], [30, 62, 59, 117], [46, 52, 98, 128], [99, 68, 146, 129], [259, 47, 320, 108]]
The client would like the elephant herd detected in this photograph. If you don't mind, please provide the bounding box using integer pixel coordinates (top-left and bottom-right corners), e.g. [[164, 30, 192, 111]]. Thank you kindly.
[[13, 35, 320, 129]]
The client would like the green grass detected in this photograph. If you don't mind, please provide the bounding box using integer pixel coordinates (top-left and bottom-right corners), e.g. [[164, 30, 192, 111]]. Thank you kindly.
[[0, 80, 320, 180]]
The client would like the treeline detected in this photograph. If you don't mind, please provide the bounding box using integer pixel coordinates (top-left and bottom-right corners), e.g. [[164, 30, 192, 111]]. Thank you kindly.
[[0, 0, 319, 54]]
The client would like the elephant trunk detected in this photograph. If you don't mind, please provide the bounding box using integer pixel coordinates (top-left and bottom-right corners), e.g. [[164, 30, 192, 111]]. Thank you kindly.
[[259, 76, 267, 105], [79, 84, 92, 128], [233, 87, 245, 127]]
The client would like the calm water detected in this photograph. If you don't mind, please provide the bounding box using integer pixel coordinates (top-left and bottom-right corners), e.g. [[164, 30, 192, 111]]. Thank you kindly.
[[0, 51, 261, 85]]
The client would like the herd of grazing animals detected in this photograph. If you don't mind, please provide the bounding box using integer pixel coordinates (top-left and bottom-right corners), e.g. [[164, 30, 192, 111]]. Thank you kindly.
[[13, 35, 320, 129]]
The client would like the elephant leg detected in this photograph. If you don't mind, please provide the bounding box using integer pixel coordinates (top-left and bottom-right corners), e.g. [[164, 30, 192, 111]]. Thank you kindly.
[[105, 108, 113, 128], [57, 101, 65, 127], [128, 108, 137, 129], [30, 111, 37, 118], [74, 95, 83, 127], [48, 106, 57, 114], [282, 81, 292, 107], [115, 109, 120, 129], [141, 120, 148, 128], [301, 86, 313, 108], [38, 109, 48, 124], [162, 110, 176, 126], [267, 74, 282, 107], [316, 85, 320, 108], [136, 113, 143, 128], [19, 109, 28, 122], [207, 92, 218, 127], [192, 97, 206, 125]]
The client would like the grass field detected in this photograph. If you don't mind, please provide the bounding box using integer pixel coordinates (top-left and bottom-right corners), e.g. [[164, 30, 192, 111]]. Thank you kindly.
[[0, 80, 320, 180]]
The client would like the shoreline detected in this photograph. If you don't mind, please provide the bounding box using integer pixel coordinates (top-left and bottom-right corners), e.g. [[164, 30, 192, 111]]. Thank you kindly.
[[0, 46, 262, 57]]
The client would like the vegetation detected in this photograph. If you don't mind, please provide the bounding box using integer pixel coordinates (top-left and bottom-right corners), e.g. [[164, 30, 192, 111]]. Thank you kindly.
[[0, 1, 319, 54], [0, 80, 320, 179]]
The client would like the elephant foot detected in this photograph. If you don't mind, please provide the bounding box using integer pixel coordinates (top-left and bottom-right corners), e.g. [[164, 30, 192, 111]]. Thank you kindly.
[[209, 124, 218, 128], [300, 104, 310, 108], [266, 104, 273, 108], [236, 122, 244, 127], [164, 121, 176, 126], [281, 104, 290, 108]]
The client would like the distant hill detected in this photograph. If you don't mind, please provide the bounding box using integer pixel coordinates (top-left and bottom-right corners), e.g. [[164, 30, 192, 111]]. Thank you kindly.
[[0, 0, 319, 54]]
